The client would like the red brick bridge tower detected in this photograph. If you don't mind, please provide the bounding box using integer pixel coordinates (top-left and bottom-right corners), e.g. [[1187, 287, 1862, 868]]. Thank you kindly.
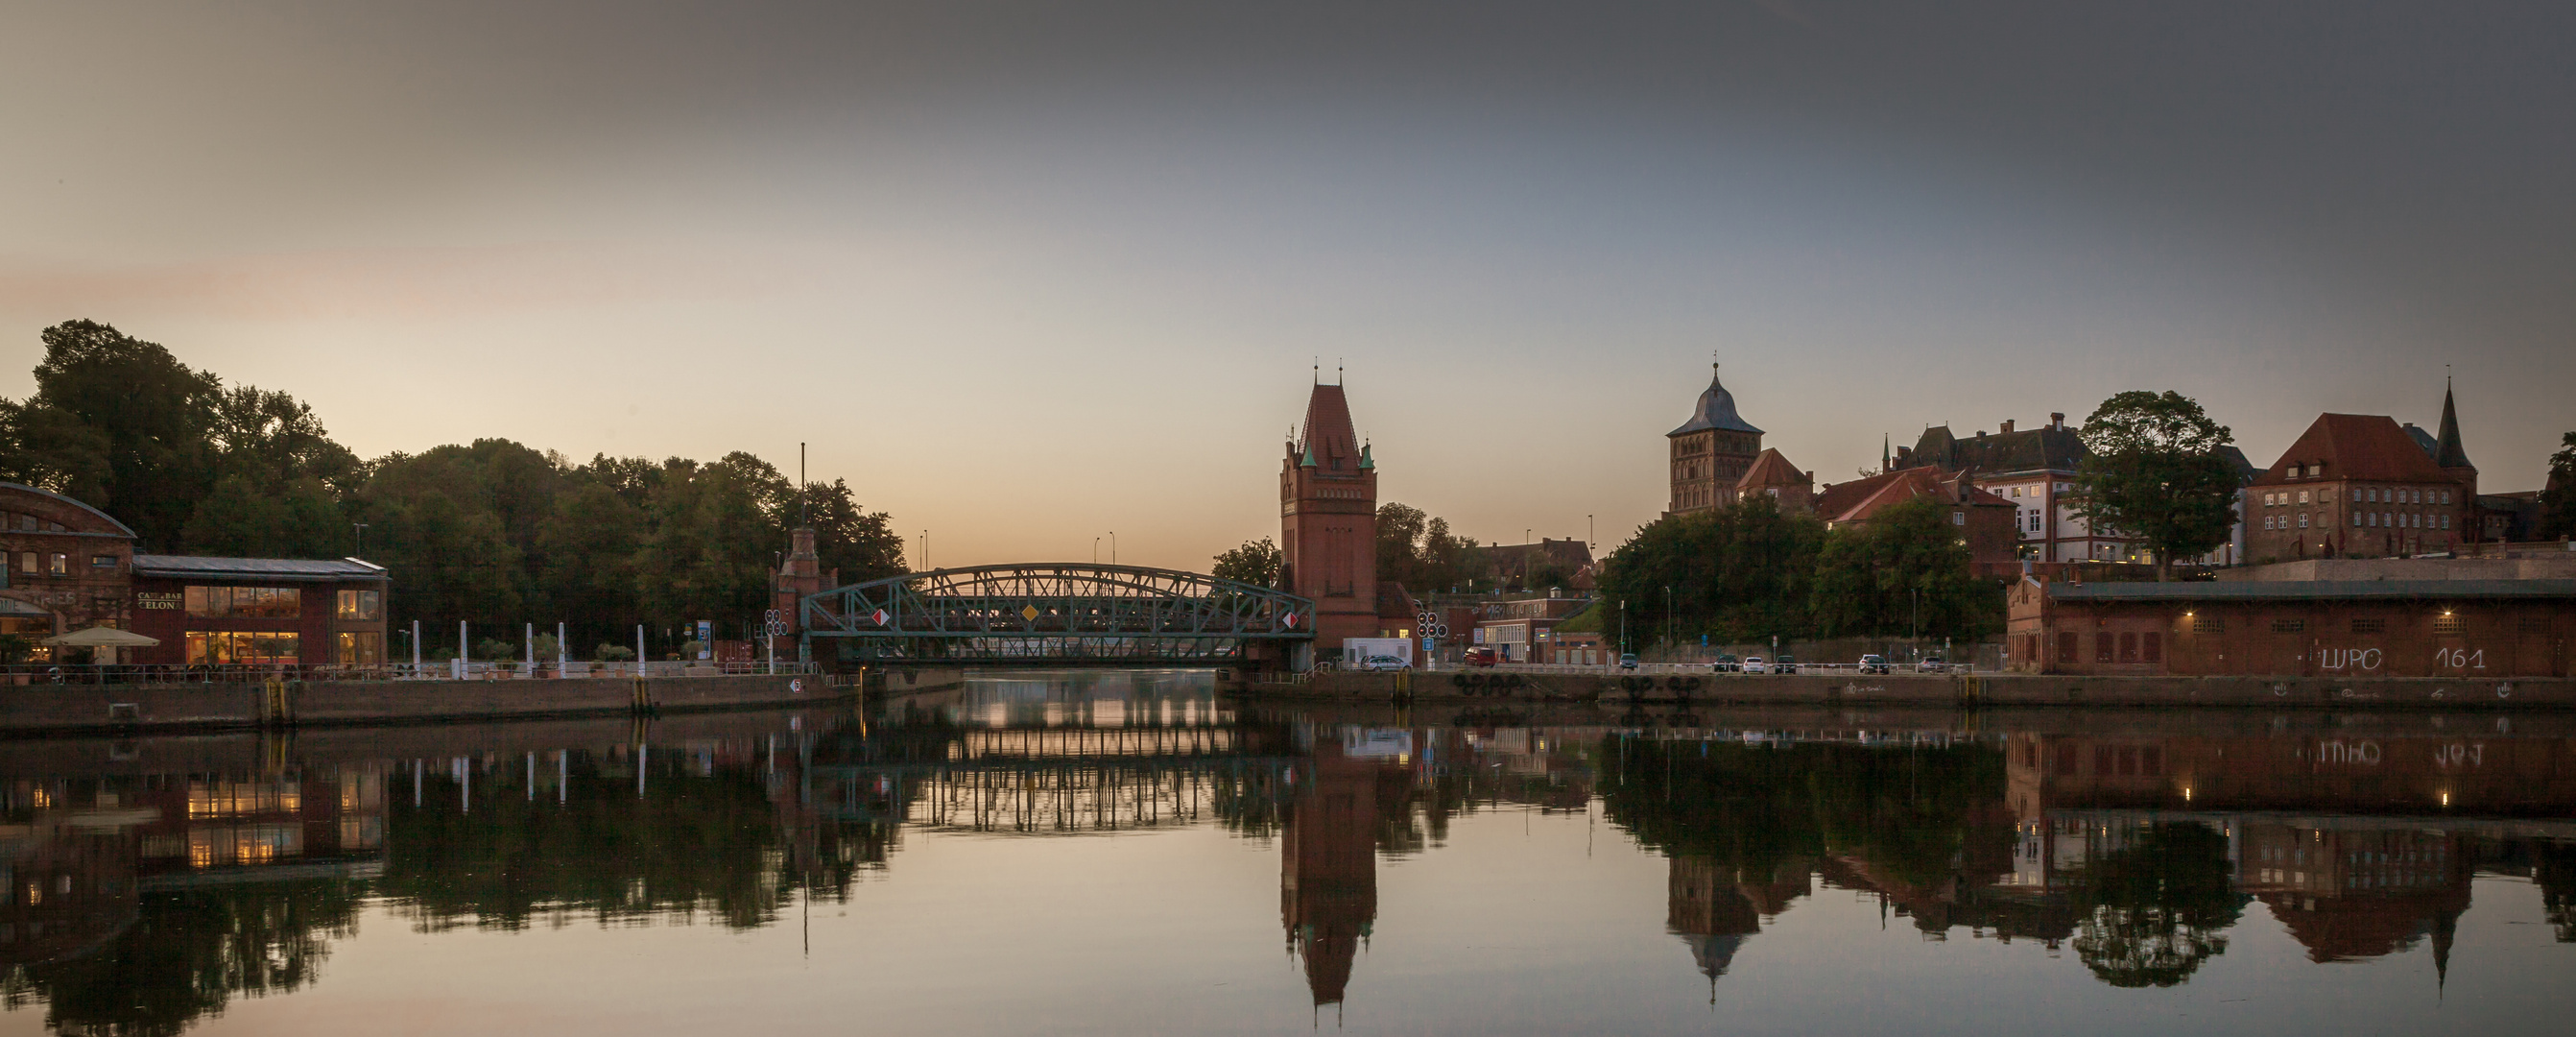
[[1281, 379, 1377, 660]]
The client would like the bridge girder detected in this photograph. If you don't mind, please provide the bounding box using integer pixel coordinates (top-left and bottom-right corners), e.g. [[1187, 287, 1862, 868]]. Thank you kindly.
[[799, 562, 1315, 664]]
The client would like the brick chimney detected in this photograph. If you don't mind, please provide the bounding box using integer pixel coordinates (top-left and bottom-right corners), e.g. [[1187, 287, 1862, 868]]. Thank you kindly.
[[2050, 412, 2066, 429], [1999, 419, 2015, 434]]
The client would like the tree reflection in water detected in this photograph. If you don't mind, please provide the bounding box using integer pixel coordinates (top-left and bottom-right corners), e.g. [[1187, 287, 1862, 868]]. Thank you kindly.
[[2063, 824, 2247, 987], [0, 744, 891, 1036], [3, 878, 362, 1037]]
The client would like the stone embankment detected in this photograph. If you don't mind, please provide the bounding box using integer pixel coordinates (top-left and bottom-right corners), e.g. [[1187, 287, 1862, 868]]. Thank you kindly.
[[0, 674, 843, 736], [1240, 670, 2574, 709]]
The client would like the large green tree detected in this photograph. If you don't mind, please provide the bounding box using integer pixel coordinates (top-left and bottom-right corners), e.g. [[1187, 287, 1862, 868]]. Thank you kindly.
[[1374, 502, 1485, 592], [1596, 495, 1825, 645], [3, 320, 223, 548], [800, 477, 907, 586], [2538, 431, 2576, 541], [2071, 391, 2242, 579], [1808, 496, 1998, 639], [1212, 537, 1283, 588]]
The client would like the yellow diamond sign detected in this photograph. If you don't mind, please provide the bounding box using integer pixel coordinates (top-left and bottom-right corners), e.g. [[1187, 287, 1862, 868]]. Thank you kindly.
[[1022, 605, 1040, 621]]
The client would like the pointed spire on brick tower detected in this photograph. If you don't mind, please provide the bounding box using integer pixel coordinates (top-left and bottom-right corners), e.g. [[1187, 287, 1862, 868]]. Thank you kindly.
[[2435, 376, 2474, 471], [1281, 381, 1379, 659]]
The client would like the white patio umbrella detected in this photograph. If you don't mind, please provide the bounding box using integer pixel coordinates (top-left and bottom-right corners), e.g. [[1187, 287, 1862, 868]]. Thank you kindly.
[[41, 626, 159, 664]]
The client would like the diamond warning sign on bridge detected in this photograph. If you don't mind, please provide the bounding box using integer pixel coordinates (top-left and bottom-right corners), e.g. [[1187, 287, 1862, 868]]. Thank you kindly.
[[870, 608, 890, 626], [1021, 604, 1040, 621], [1281, 612, 1300, 629]]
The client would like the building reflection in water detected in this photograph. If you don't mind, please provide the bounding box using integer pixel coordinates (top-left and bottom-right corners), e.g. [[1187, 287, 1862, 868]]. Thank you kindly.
[[7, 702, 2576, 1033]]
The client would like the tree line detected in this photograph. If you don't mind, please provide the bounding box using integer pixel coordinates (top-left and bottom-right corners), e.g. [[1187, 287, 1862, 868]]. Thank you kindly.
[[1595, 494, 2000, 645], [0, 320, 906, 659]]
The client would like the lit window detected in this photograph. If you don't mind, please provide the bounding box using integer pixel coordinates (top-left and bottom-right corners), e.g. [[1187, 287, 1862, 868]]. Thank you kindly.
[[90, 555, 115, 569], [47, 554, 66, 576]]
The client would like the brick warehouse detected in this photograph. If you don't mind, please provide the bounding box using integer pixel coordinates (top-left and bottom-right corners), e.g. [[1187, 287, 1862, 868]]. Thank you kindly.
[[2006, 576, 2575, 679], [0, 481, 391, 666]]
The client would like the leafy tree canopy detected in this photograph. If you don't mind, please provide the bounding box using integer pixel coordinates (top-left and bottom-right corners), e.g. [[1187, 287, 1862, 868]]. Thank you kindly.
[[1212, 537, 1282, 588], [2071, 391, 2241, 579], [2539, 431, 2576, 541]]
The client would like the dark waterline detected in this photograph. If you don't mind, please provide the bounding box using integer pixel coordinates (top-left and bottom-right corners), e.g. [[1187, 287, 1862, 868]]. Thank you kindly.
[[4, 670, 2572, 1035]]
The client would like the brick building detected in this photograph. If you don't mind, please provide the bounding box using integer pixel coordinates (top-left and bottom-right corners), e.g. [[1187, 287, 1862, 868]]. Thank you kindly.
[[0, 481, 393, 666], [1731, 447, 1813, 516], [1892, 415, 2151, 564], [1281, 381, 1379, 658], [2004, 572, 2574, 678], [1666, 362, 1764, 517], [1472, 537, 1594, 591], [2247, 384, 2480, 562], [0, 482, 139, 659], [1812, 467, 2019, 574]]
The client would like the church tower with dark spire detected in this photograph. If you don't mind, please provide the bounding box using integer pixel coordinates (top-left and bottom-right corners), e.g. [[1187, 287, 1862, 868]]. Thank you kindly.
[[1667, 360, 1764, 516], [2435, 378, 2479, 538], [1281, 377, 1378, 657]]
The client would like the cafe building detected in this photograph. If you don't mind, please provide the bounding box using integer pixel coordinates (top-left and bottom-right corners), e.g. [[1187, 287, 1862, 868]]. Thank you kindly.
[[126, 556, 392, 667]]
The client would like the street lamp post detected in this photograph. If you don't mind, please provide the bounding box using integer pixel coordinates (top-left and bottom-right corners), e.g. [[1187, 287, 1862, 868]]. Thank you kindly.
[[351, 522, 369, 555], [1618, 600, 1628, 658], [1664, 586, 1674, 652]]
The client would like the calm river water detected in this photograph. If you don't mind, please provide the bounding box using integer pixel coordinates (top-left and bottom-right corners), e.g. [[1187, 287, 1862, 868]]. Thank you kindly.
[[5, 670, 2574, 1035]]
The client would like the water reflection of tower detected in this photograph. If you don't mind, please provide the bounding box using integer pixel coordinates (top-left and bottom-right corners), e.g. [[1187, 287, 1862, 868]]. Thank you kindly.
[[1281, 741, 1393, 1009], [1666, 856, 1762, 1002]]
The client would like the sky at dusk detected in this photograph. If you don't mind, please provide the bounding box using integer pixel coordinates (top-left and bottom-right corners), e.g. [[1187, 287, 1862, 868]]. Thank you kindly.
[[3, 2, 2569, 570]]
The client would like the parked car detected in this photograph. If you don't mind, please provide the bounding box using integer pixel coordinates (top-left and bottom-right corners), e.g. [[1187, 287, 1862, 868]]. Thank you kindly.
[[1740, 656, 1767, 674], [1464, 647, 1498, 667], [1774, 654, 1801, 674], [1361, 655, 1410, 672], [1618, 653, 1639, 670], [1710, 654, 1741, 673], [1856, 654, 1890, 674], [1918, 655, 1947, 672]]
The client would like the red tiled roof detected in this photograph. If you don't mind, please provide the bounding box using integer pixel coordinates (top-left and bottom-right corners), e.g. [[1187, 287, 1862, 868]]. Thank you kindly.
[[2256, 413, 2457, 486], [1813, 469, 1911, 520], [1824, 469, 2007, 525], [1732, 447, 1808, 490], [1296, 383, 1371, 475]]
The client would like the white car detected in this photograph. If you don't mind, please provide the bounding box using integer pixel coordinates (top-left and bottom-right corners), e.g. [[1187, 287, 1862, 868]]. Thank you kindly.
[[1918, 656, 1948, 673], [1361, 655, 1410, 672], [1740, 656, 1768, 674]]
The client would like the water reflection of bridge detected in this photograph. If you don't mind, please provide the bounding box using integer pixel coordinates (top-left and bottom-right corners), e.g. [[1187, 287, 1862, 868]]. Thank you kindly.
[[805, 721, 1295, 833]]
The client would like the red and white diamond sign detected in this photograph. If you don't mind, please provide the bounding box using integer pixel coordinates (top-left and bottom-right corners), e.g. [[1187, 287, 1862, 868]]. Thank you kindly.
[[1281, 612, 1300, 629], [871, 608, 891, 626]]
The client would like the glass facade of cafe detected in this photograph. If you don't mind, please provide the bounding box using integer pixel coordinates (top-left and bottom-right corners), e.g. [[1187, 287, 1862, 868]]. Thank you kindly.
[[128, 557, 392, 668]]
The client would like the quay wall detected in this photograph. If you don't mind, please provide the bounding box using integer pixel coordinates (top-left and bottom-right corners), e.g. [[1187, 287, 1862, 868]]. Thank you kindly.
[[0, 674, 841, 736], [1243, 671, 2576, 710]]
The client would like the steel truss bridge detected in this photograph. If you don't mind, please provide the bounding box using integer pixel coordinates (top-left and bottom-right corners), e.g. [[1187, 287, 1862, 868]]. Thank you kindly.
[[799, 563, 1314, 665]]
